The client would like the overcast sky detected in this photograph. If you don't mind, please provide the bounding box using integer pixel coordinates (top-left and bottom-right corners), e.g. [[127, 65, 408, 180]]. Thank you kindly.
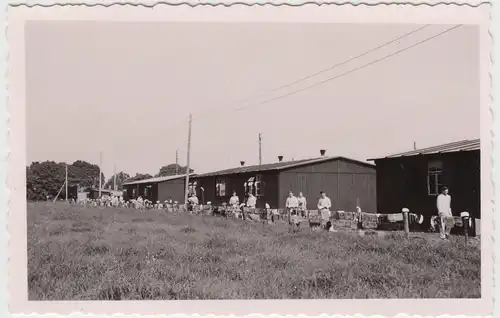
[[25, 21, 479, 179]]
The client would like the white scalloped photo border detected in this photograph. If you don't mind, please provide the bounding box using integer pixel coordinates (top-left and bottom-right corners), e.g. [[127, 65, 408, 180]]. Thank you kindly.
[[2, 1, 497, 318]]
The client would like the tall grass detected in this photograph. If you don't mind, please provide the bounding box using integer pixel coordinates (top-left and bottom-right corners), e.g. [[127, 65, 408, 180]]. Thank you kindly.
[[27, 202, 480, 300]]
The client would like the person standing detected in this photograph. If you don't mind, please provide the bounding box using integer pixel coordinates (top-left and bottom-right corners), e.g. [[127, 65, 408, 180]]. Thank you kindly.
[[246, 193, 257, 208], [317, 191, 334, 231], [298, 192, 307, 217], [437, 186, 454, 240], [229, 191, 240, 216], [286, 191, 300, 226], [187, 193, 199, 214], [244, 193, 257, 221]]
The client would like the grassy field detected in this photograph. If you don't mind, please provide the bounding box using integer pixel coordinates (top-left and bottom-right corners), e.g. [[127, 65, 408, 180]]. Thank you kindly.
[[27, 202, 481, 300]]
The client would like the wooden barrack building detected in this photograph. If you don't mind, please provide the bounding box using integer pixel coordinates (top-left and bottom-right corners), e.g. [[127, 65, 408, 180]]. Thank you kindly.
[[368, 139, 481, 219], [191, 151, 377, 211]]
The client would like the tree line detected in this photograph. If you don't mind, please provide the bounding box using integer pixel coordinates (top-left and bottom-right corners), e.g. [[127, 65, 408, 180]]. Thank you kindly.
[[26, 160, 193, 201]]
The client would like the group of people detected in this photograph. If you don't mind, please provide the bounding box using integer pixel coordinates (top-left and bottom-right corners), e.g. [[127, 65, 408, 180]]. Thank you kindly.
[[78, 195, 183, 211], [227, 192, 257, 209], [214, 190, 334, 227], [285, 191, 332, 215], [286, 190, 333, 229], [71, 184, 458, 239], [78, 195, 128, 208], [283, 186, 460, 238]]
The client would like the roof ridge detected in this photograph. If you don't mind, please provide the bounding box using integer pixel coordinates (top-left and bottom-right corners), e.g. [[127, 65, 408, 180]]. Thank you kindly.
[[123, 173, 194, 185], [368, 138, 480, 161], [392, 139, 473, 157], [194, 156, 375, 178], [199, 156, 326, 176]]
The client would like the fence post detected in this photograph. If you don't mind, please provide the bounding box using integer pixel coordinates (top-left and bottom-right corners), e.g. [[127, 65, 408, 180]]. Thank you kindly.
[[402, 208, 410, 238], [461, 211, 470, 245], [356, 206, 363, 230]]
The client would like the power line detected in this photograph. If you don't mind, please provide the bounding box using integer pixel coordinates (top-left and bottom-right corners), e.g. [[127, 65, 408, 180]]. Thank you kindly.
[[153, 24, 461, 161], [192, 24, 430, 121], [237, 24, 430, 103], [234, 24, 462, 113]]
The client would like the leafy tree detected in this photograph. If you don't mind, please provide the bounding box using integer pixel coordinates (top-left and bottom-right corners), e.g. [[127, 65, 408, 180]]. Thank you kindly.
[[69, 160, 104, 188], [125, 173, 153, 182], [26, 161, 65, 200], [155, 164, 194, 177], [26, 160, 105, 201], [104, 171, 131, 190]]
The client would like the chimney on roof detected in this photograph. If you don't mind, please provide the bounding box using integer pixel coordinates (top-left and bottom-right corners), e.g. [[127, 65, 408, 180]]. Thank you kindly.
[[320, 149, 326, 157], [278, 156, 283, 162], [413, 141, 417, 150], [240, 161, 245, 166]]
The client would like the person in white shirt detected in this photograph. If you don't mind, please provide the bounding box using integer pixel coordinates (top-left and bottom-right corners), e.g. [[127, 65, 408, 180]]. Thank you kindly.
[[298, 192, 307, 217], [317, 191, 334, 231], [137, 196, 144, 209], [436, 186, 454, 240], [229, 191, 239, 207], [188, 194, 199, 205], [187, 194, 199, 213], [317, 191, 331, 211], [286, 191, 300, 226], [246, 193, 257, 208], [242, 193, 256, 221], [286, 191, 299, 209]]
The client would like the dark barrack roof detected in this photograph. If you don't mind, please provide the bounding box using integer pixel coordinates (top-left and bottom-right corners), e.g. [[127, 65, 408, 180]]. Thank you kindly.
[[368, 139, 480, 161], [195, 156, 374, 178], [123, 174, 195, 186]]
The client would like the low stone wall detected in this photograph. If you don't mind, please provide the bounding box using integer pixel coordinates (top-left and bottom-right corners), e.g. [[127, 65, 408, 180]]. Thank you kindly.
[[162, 204, 478, 235], [176, 205, 381, 229]]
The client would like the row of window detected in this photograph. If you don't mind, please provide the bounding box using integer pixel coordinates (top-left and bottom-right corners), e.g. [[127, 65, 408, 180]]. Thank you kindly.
[[128, 162, 443, 199], [214, 166, 443, 198], [130, 185, 153, 198], [216, 175, 265, 197], [128, 178, 262, 199]]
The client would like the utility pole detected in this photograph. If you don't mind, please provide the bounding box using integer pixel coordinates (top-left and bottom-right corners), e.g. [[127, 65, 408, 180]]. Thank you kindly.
[[65, 164, 68, 203], [99, 151, 103, 198], [175, 149, 179, 175], [113, 163, 117, 191], [258, 133, 262, 165], [53, 180, 65, 203], [184, 114, 193, 206]]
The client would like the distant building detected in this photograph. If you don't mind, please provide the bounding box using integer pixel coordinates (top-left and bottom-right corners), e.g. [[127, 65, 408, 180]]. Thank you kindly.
[[67, 185, 78, 201], [87, 188, 123, 199], [77, 191, 88, 203], [368, 139, 480, 219], [122, 174, 195, 203], [191, 151, 377, 211]]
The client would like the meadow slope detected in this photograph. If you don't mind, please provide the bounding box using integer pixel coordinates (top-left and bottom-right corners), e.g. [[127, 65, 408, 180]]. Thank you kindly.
[[27, 202, 481, 300]]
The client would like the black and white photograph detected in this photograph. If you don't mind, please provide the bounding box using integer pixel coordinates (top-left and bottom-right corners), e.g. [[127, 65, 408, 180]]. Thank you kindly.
[[6, 3, 493, 316]]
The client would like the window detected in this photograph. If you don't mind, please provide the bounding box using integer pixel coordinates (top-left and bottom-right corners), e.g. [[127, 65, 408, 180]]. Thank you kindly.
[[144, 185, 152, 198], [188, 181, 197, 196], [254, 175, 265, 197], [216, 179, 226, 197], [244, 177, 255, 196], [132, 188, 136, 197], [244, 176, 265, 197], [427, 160, 444, 196]]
